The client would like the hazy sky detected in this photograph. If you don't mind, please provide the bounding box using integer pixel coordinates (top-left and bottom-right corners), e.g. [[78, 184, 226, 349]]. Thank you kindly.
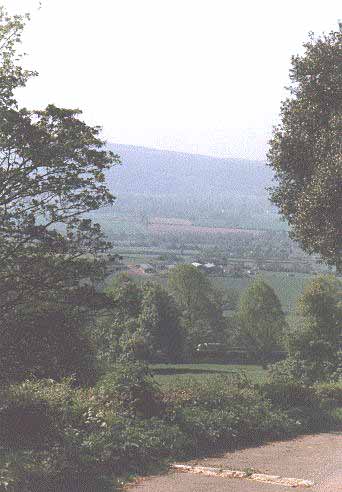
[[2, 0, 341, 160]]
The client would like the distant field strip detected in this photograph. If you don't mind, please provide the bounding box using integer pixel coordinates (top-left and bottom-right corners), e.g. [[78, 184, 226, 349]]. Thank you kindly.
[[148, 223, 260, 235]]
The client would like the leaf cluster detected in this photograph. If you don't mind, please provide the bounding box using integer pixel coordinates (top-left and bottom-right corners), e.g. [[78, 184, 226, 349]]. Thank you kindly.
[[268, 31, 342, 267]]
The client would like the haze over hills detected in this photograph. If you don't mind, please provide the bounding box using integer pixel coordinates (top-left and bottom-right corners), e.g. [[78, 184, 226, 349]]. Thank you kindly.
[[107, 144, 274, 197], [102, 144, 285, 231]]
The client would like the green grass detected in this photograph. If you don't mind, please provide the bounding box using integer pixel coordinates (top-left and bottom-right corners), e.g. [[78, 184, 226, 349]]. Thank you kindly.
[[211, 271, 313, 313], [150, 363, 267, 387]]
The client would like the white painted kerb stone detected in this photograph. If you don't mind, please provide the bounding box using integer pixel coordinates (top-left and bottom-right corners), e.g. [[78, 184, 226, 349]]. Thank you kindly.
[[172, 464, 314, 488]]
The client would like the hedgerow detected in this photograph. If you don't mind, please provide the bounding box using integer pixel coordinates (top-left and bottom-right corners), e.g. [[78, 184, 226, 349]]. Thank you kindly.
[[0, 363, 340, 491]]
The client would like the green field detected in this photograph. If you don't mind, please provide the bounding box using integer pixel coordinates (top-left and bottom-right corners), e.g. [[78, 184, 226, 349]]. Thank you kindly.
[[151, 363, 267, 387], [211, 271, 313, 313]]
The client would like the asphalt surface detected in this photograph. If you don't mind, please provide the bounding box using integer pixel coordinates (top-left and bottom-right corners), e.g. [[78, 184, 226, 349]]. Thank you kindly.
[[128, 432, 342, 492]]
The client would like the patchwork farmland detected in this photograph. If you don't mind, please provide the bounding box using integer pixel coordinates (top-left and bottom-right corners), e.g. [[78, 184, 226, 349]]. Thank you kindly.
[[147, 217, 260, 236]]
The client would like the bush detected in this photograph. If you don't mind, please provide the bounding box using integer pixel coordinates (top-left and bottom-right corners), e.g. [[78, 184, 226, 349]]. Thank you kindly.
[[0, 379, 114, 491], [1, 367, 340, 491], [163, 376, 300, 451], [267, 357, 307, 383], [96, 361, 164, 418], [0, 375, 186, 489], [176, 407, 238, 450], [313, 381, 342, 408], [0, 379, 79, 449], [0, 303, 97, 386], [178, 398, 298, 450], [260, 380, 318, 409], [0, 396, 57, 449], [92, 416, 187, 474], [0, 449, 114, 492], [260, 378, 336, 432]]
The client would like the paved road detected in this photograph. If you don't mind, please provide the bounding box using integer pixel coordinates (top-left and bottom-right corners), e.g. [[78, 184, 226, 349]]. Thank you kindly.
[[127, 432, 342, 492]]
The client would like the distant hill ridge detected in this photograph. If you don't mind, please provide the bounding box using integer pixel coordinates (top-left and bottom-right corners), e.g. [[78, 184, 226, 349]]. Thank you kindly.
[[106, 143, 274, 198], [110, 143, 266, 163]]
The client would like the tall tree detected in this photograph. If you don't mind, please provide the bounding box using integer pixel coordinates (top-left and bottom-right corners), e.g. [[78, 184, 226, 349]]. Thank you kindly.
[[168, 264, 225, 349], [94, 275, 144, 363], [105, 273, 143, 320], [96, 277, 184, 363], [139, 282, 183, 362], [267, 31, 342, 269], [286, 275, 342, 383], [237, 278, 286, 366], [0, 9, 119, 381]]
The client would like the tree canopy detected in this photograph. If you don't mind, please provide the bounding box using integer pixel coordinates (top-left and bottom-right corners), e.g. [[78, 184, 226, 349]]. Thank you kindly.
[[0, 9, 119, 382], [267, 31, 342, 268], [286, 275, 342, 383], [168, 264, 226, 349], [97, 276, 184, 364], [237, 277, 286, 365]]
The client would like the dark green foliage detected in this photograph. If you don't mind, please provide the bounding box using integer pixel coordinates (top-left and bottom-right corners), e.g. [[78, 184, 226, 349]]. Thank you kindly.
[[260, 378, 335, 432], [139, 282, 184, 362], [175, 407, 240, 450], [0, 370, 340, 491], [0, 398, 57, 449], [282, 276, 341, 383], [0, 379, 115, 491], [0, 302, 96, 385], [313, 381, 342, 408], [0, 9, 118, 383], [236, 278, 287, 365], [0, 450, 115, 492], [267, 31, 342, 267], [96, 361, 164, 418], [261, 380, 318, 409], [164, 377, 306, 451], [89, 416, 187, 474], [0, 379, 78, 448], [106, 274, 143, 320], [168, 264, 226, 351], [96, 276, 184, 364]]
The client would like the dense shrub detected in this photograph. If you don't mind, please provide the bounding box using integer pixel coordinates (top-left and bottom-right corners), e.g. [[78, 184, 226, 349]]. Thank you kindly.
[[0, 379, 79, 449], [0, 397, 57, 449], [0, 379, 113, 491], [91, 416, 187, 474], [165, 376, 300, 452], [283, 276, 342, 384], [260, 378, 336, 431], [0, 303, 97, 386], [96, 361, 164, 418], [176, 407, 239, 450], [0, 368, 340, 491], [0, 373, 184, 490], [313, 381, 342, 408], [0, 449, 114, 492], [260, 380, 318, 409]]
